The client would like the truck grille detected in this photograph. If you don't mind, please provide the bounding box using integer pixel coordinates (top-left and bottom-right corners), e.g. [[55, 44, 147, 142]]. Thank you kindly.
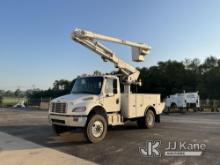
[[51, 103, 67, 113]]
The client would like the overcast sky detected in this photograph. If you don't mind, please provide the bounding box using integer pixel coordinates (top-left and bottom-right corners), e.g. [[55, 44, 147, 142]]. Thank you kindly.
[[0, 0, 220, 91]]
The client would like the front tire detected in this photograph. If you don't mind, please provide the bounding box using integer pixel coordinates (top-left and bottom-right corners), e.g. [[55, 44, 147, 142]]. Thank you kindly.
[[137, 110, 155, 129], [84, 114, 107, 143]]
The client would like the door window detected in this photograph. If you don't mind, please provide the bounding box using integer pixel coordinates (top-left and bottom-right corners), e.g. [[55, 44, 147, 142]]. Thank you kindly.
[[105, 78, 117, 94]]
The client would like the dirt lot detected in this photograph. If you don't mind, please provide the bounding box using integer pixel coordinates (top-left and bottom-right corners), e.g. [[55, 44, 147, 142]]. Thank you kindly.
[[0, 108, 220, 165]]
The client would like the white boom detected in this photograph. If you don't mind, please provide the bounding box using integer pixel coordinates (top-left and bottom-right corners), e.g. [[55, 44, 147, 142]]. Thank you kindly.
[[72, 28, 151, 92]]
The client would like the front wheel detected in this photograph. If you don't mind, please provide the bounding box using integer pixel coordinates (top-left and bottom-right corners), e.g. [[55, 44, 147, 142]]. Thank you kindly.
[[84, 114, 107, 143]]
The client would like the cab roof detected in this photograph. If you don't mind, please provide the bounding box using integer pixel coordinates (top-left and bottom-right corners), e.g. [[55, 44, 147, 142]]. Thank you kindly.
[[78, 74, 118, 79]]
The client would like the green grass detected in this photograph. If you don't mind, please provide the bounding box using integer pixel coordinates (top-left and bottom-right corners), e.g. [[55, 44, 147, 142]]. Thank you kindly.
[[2, 97, 26, 106]]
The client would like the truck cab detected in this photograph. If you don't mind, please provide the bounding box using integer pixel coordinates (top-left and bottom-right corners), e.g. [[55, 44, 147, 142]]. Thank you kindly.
[[49, 75, 122, 143], [49, 75, 120, 125]]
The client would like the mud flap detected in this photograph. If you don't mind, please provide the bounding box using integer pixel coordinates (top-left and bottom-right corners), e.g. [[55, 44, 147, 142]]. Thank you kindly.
[[155, 115, 160, 123]]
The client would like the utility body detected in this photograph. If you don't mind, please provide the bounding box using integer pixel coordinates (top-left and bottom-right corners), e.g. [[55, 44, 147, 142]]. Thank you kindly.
[[165, 92, 200, 113], [48, 28, 165, 143]]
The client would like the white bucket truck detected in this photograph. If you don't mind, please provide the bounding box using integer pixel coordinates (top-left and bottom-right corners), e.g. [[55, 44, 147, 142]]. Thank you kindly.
[[165, 91, 200, 113], [48, 29, 165, 143]]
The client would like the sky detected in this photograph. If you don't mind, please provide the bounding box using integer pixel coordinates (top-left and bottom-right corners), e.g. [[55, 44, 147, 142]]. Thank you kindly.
[[0, 0, 220, 91]]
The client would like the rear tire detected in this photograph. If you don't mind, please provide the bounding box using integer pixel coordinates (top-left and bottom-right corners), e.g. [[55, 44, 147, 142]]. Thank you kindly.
[[170, 103, 178, 112], [137, 110, 155, 129], [84, 114, 107, 143]]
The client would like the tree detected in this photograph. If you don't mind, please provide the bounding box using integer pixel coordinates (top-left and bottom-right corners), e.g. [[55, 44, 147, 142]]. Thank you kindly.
[[201, 56, 218, 73], [14, 89, 22, 97], [0, 96, 2, 105], [53, 79, 72, 91], [0, 90, 5, 96], [93, 70, 102, 75], [27, 55, 220, 100], [28, 79, 76, 99], [198, 56, 220, 99]]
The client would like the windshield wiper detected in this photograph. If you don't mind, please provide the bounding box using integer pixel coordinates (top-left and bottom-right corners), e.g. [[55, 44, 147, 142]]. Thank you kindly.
[[72, 91, 98, 94]]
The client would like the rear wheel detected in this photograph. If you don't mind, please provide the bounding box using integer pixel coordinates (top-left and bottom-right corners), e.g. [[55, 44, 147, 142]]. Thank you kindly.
[[84, 114, 107, 143], [137, 110, 155, 129], [170, 103, 178, 112]]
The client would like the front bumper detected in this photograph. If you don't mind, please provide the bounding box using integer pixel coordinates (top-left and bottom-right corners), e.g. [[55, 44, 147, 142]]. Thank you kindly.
[[48, 114, 87, 127]]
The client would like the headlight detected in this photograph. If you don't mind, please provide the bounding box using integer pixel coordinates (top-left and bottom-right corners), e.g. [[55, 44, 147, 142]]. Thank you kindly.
[[72, 106, 86, 112]]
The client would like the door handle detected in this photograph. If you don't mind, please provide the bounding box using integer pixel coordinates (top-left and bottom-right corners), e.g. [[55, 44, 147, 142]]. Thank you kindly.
[[116, 98, 119, 104]]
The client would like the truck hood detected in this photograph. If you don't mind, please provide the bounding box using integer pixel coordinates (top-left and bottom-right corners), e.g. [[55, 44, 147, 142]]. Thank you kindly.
[[51, 94, 98, 104]]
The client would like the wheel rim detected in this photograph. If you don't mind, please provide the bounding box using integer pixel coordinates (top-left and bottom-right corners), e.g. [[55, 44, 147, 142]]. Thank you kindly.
[[147, 113, 153, 126], [91, 120, 104, 138]]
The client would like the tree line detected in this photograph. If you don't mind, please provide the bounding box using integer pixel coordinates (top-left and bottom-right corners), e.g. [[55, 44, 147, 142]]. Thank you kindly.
[[25, 56, 220, 100]]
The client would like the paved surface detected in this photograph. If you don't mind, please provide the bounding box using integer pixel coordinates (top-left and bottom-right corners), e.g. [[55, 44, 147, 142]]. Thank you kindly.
[[0, 132, 95, 165], [0, 108, 220, 165]]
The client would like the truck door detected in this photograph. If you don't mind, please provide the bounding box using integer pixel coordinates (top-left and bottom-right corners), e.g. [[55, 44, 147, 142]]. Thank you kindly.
[[103, 78, 120, 112]]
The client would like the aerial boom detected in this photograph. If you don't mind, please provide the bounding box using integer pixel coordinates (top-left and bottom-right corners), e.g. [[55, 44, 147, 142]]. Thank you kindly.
[[73, 28, 150, 51], [72, 28, 151, 92]]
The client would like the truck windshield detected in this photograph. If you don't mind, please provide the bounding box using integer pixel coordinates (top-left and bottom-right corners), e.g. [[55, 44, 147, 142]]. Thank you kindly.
[[71, 77, 103, 95]]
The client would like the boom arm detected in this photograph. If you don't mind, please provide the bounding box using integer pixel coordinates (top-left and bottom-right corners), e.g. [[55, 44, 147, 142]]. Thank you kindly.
[[72, 28, 151, 86]]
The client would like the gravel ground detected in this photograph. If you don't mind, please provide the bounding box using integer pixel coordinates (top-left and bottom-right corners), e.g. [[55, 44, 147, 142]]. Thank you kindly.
[[0, 108, 220, 165]]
